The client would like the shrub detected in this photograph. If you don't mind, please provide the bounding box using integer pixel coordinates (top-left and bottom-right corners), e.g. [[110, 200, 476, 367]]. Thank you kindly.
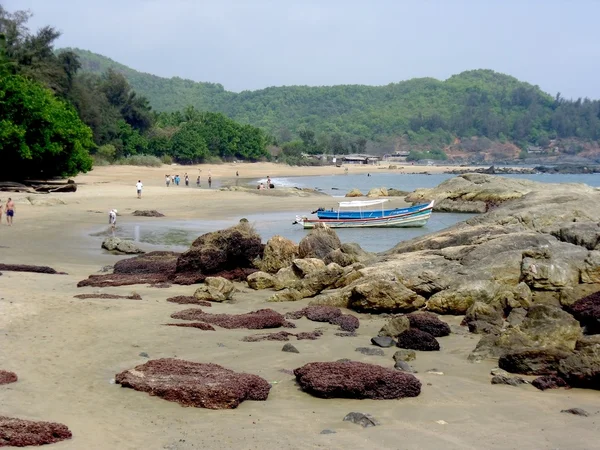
[[115, 154, 163, 167], [161, 154, 174, 165]]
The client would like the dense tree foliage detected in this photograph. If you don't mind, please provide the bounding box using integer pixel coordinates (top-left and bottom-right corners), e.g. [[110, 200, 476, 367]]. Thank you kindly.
[[68, 48, 600, 157]]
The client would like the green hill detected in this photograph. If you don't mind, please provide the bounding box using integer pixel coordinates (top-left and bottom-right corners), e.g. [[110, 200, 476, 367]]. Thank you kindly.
[[64, 48, 600, 155]]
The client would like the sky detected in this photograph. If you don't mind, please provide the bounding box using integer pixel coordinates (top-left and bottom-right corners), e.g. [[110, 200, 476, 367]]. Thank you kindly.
[[5, 0, 600, 98]]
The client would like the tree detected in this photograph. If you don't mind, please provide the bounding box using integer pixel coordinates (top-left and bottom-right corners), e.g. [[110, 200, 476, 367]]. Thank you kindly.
[[0, 74, 94, 180]]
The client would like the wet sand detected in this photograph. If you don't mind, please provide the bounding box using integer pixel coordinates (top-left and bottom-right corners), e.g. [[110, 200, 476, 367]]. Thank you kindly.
[[0, 163, 598, 450]]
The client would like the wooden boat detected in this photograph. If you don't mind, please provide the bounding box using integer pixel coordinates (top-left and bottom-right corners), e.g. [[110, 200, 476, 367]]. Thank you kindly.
[[294, 199, 434, 229]]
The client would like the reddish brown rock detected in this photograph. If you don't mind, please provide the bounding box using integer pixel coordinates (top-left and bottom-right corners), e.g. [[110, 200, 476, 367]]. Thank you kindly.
[[407, 312, 451, 337], [330, 314, 360, 332], [305, 306, 342, 322], [532, 375, 569, 391], [294, 361, 421, 399], [73, 293, 142, 300], [0, 370, 17, 385], [0, 264, 65, 275], [115, 358, 271, 409], [164, 323, 216, 331], [570, 291, 600, 334], [396, 329, 440, 351], [166, 296, 212, 306], [296, 330, 323, 340], [77, 273, 169, 287], [170, 308, 288, 329], [242, 331, 296, 342], [113, 251, 180, 275], [498, 349, 571, 375], [0, 416, 72, 447]]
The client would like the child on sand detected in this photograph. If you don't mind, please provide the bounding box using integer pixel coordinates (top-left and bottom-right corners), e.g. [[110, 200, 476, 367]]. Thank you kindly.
[[136, 180, 143, 199]]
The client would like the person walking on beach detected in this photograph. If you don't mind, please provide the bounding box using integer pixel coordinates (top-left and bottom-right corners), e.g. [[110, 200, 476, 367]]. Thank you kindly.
[[196, 176, 200, 187], [165, 175, 170, 187], [6, 198, 15, 226], [175, 175, 180, 186], [109, 209, 117, 230], [136, 180, 143, 199], [208, 176, 212, 188], [185, 173, 189, 186]]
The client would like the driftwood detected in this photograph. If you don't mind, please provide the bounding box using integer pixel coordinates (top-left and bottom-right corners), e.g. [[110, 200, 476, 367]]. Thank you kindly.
[[0, 180, 77, 193]]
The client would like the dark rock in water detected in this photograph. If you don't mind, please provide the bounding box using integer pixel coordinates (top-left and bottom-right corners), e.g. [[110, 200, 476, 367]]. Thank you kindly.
[[298, 227, 342, 260], [170, 308, 288, 329], [0, 416, 72, 447], [396, 329, 440, 351], [0, 370, 18, 385], [491, 375, 527, 386], [407, 312, 451, 337], [393, 349, 416, 362], [343, 412, 380, 428], [0, 263, 65, 275], [569, 291, 600, 334], [242, 331, 295, 342], [114, 251, 180, 275], [532, 375, 568, 391], [282, 343, 300, 353], [139, 352, 149, 358], [330, 314, 360, 332], [394, 361, 416, 373], [166, 295, 212, 306], [132, 210, 165, 217], [320, 429, 337, 434], [560, 408, 589, 417], [371, 336, 396, 348], [557, 347, 600, 390], [499, 348, 571, 375], [294, 361, 421, 399], [355, 347, 385, 356], [164, 322, 216, 331], [115, 358, 271, 409]]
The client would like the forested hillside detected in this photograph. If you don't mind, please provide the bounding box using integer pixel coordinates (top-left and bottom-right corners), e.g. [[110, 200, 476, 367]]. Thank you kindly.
[[66, 48, 600, 162]]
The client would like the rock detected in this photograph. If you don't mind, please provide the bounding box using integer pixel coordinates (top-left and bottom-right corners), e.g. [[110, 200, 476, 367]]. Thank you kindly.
[[242, 331, 295, 342], [491, 375, 527, 386], [298, 228, 342, 260], [396, 329, 440, 351], [498, 349, 571, 375], [73, 293, 142, 300], [576, 334, 600, 350], [193, 276, 235, 302], [581, 251, 600, 283], [345, 189, 363, 197], [371, 336, 396, 348], [520, 246, 584, 291], [462, 302, 504, 334], [330, 314, 360, 332], [320, 429, 336, 434], [427, 281, 500, 315], [294, 361, 421, 399], [560, 408, 590, 417], [355, 347, 385, 356], [26, 196, 66, 206], [291, 258, 327, 277], [139, 352, 149, 358], [258, 235, 299, 274], [393, 349, 416, 362], [349, 280, 426, 313], [246, 271, 277, 290], [132, 210, 165, 217], [115, 358, 271, 409], [558, 346, 600, 390], [274, 266, 302, 288], [323, 248, 356, 267], [171, 308, 288, 329], [343, 412, 380, 427], [0, 370, 17, 385], [305, 305, 342, 322], [407, 312, 451, 337], [282, 343, 300, 353], [102, 237, 145, 254], [164, 322, 216, 331], [367, 187, 388, 198], [0, 264, 64, 275], [532, 375, 568, 390], [569, 291, 600, 334], [269, 263, 344, 302], [175, 223, 263, 275], [394, 361, 416, 373], [388, 188, 409, 197], [490, 368, 510, 377], [378, 315, 410, 338], [0, 416, 72, 447], [166, 296, 212, 306], [507, 308, 527, 327], [552, 222, 600, 250], [113, 251, 179, 274]]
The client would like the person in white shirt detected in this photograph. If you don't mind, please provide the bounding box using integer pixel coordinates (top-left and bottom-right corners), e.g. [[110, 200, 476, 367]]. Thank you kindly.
[[109, 209, 117, 230], [136, 180, 143, 199]]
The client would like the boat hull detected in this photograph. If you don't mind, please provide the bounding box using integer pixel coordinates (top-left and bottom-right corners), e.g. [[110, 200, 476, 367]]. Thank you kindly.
[[298, 209, 433, 229], [316, 202, 431, 220]]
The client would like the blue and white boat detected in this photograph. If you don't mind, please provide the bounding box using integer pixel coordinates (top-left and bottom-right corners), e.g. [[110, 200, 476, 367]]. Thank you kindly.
[[294, 199, 434, 229]]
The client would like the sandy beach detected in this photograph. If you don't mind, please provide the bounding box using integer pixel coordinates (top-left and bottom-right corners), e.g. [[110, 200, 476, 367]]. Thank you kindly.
[[0, 162, 598, 450]]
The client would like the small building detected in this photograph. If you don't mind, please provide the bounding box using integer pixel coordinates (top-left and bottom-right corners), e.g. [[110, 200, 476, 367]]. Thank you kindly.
[[342, 154, 381, 165]]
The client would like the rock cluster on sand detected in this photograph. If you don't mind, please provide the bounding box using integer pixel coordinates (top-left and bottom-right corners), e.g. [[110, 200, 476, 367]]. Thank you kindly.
[[73, 293, 142, 300], [115, 358, 271, 409], [0, 416, 72, 447], [285, 306, 360, 332], [294, 361, 421, 399], [101, 237, 145, 254], [0, 370, 17, 385], [193, 277, 236, 302], [166, 295, 212, 306], [242, 330, 322, 342], [0, 264, 64, 274], [170, 308, 291, 329], [132, 210, 165, 217]]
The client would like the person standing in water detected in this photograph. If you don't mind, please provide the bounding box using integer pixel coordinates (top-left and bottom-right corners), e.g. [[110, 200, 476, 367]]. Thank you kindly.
[[109, 209, 117, 230], [6, 198, 15, 226], [208, 176, 212, 188], [136, 180, 143, 199]]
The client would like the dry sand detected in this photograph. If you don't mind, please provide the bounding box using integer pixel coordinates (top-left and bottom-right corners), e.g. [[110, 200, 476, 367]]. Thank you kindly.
[[0, 163, 598, 450]]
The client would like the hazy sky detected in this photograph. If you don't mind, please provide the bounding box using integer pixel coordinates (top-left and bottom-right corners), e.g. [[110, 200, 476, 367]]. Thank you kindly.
[[5, 0, 600, 98]]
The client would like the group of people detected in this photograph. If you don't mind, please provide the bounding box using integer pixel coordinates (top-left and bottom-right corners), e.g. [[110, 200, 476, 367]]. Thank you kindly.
[[0, 198, 15, 226], [257, 176, 275, 190], [165, 173, 211, 188]]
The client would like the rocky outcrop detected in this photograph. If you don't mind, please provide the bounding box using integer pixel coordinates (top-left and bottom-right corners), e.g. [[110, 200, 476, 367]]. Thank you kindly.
[[294, 361, 421, 399], [345, 189, 363, 197], [378, 316, 410, 338], [298, 227, 342, 260], [367, 187, 388, 197], [462, 302, 504, 334], [349, 280, 426, 313], [498, 349, 571, 375], [170, 308, 290, 329], [115, 358, 271, 409], [406, 312, 451, 337], [569, 291, 600, 334], [113, 252, 180, 274], [557, 346, 600, 390], [193, 277, 235, 302], [0, 370, 17, 385], [102, 237, 145, 254], [0, 416, 72, 447], [247, 271, 277, 290], [396, 329, 440, 351], [285, 306, 360, 332], [257, 235, 298, 273], [268, 263, 344, 302]]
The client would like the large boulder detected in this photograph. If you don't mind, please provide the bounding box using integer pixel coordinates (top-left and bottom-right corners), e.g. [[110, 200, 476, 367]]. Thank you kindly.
[[378, 315, 410, 338], [269, 263, 344, 302], [298, 227, 342, 259], [520, 247, 584, 291], [367, 187, 388, 198], [258, 235, 298, 273], [396, 329, 440, 351], [193, 277, 235, 302], [345, 189, 363, 197], [569, 291, 600, 334], [102, 237, 145, 254], [291, 258, 326, 277], [498, 349, 571, 375], [294, 361, 421, 399], [176, 223, 263, 275], [426, 280, 500, 315], [552, 222, 600, 250], [0, 416, 72, 447], [407, 312, 451, 337], [349, 279, 426, 313], [247, 271, 277, 290], [558, 346, 600, 390], [462, 302, 504, 334], [115, 358, 271, 409]]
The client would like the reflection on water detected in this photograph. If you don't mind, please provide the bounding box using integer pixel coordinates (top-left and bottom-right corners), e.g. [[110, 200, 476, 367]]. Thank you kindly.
[[90, 211, 476, 253]]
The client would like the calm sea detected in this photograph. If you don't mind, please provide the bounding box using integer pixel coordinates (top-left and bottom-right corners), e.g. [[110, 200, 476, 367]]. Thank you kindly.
[[108, 172, 599, 253]]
